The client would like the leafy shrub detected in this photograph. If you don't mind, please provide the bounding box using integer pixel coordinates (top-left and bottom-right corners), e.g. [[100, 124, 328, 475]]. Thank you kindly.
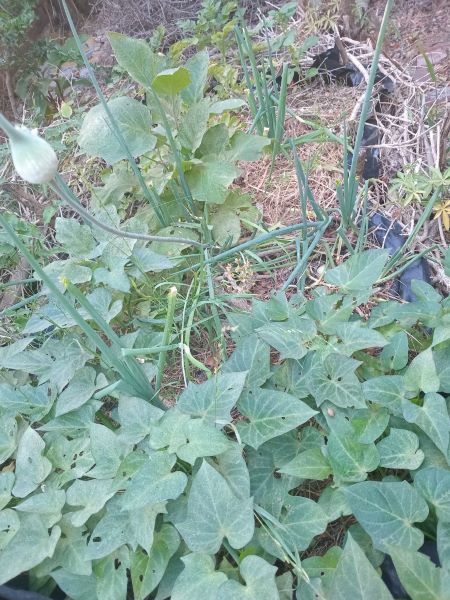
[[0, 247, 449, 599]]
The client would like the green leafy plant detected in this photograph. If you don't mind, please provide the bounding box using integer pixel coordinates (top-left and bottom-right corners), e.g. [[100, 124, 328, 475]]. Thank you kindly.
[[390, 165, 450, 206], [0, 248, 449, 599]]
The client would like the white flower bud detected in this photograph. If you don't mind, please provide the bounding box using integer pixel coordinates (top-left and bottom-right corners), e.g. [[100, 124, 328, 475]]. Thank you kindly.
[[1, 119, 58, 184]]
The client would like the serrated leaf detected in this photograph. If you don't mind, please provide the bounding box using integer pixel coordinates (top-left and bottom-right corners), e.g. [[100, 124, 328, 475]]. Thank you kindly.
[[152, 67, 191, 94], [278, 447, 331, 480], [380, 331, 409, 371], [176, 461, 254, 553], [79, 97, 156, 164], [256, 316, 316, 360], [325, 249, 389, 292], [119, 452, 187, 510], [222, 335, 271, 389], [131, 524, 180, 600], [171, 553, 227, 600], [236, 388, 317, 449], [405, 348, 440, 394], [377, 429, 424, 469], [307, 352, 365, 408], [211, 208, 241, 245], [223, 131, 271, 161], [346, 481, 429, 551], [107, 32, 165, 86], [330, 534, 393, 599], [402, 393, 450, 456], [389, 547, 445, 600], [185, 159, 239, 204], [217, 555, 278, 600], [414, 468, 450, 521], [0, 515, 60, 585], [177, 371, 247, 426], [12, 427, 52, 498], [55, 217, 96, 259]]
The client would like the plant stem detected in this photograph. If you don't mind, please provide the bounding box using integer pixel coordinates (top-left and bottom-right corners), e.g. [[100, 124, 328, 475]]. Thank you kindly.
[[155, 286, 178, 395]]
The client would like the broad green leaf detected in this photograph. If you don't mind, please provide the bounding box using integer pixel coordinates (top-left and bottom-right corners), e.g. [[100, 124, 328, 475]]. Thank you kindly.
[[389, 547, 445, 600], [306, 352, 365, 408], [280, 496, 328, 551], [325, 249, 389, 292], [87, 501, 163, 558], [176, 420, 232, 465], [223, 131, 271, 161], [212, 445, 250, 500], [177, 371, 247, 425], [88, 423, 124, 479], [131, 524, 180, 600], [117, 396, 163, 444], [41, 258, 92, 291], [222, 335, 271, 388], [278, 447, 331, 480], [414, 468, 450, 521], [210, 207, 241, 245], [198, 123, 229, 156], [171, 553, 227, 600], [0, 473, 14, 510], [0, 515, 60, 585], [209, 99, 246, 114], [178, 99, 210, 152], [78, 97, 156, 164], [380, 331, 409, 371], [51, 569, 98, 600], [377, 428, 424, 469], [363, 375, 408, 416], [150, 225, 198, 256], [152, 67, 191, 94], [0, 416, 17, 463], [176, 461, 254, 553], [66, 479, 117, 527], [55, 367, 97, 416], [432, 314, 450, 347], [405, 348, 440, 394], [346, 481, 429, 551], [181, 49, 210, 105], [402, 393, 450, 456], [335, 322, 387, 355], [217, 555, 278, 600], [107, 32, 165, 86], [15, 489, 65, 528], [130, 247, 173, 274], [330, 534, 393, 600], [305, 293, 353, 335], [12, 427, 52, 498], [352, 406, 390, 444], [236, 388, 317, 449], [44, 515, 92, 576], [346, 523, 385, 568], [55, 217, 96, 258], [246, 445, 293, 518], [326, 418, 379, 483], [256, 316, 316, 360], [95, 547, 129, 600], [185, 159, 240, 204], [276, 571, 294, 600], [119, 452, 187, 510], [434, 346, 450, 393], [0, 510, 20, 551], [149, 409, 191, 452], [0, 337, 33, 368], [303, 546, 342, 590], [437, 520, 450, 570]]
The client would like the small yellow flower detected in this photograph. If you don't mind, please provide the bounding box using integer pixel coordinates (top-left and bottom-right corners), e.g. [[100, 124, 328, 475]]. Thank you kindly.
[[433, 199, 450, 231]]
